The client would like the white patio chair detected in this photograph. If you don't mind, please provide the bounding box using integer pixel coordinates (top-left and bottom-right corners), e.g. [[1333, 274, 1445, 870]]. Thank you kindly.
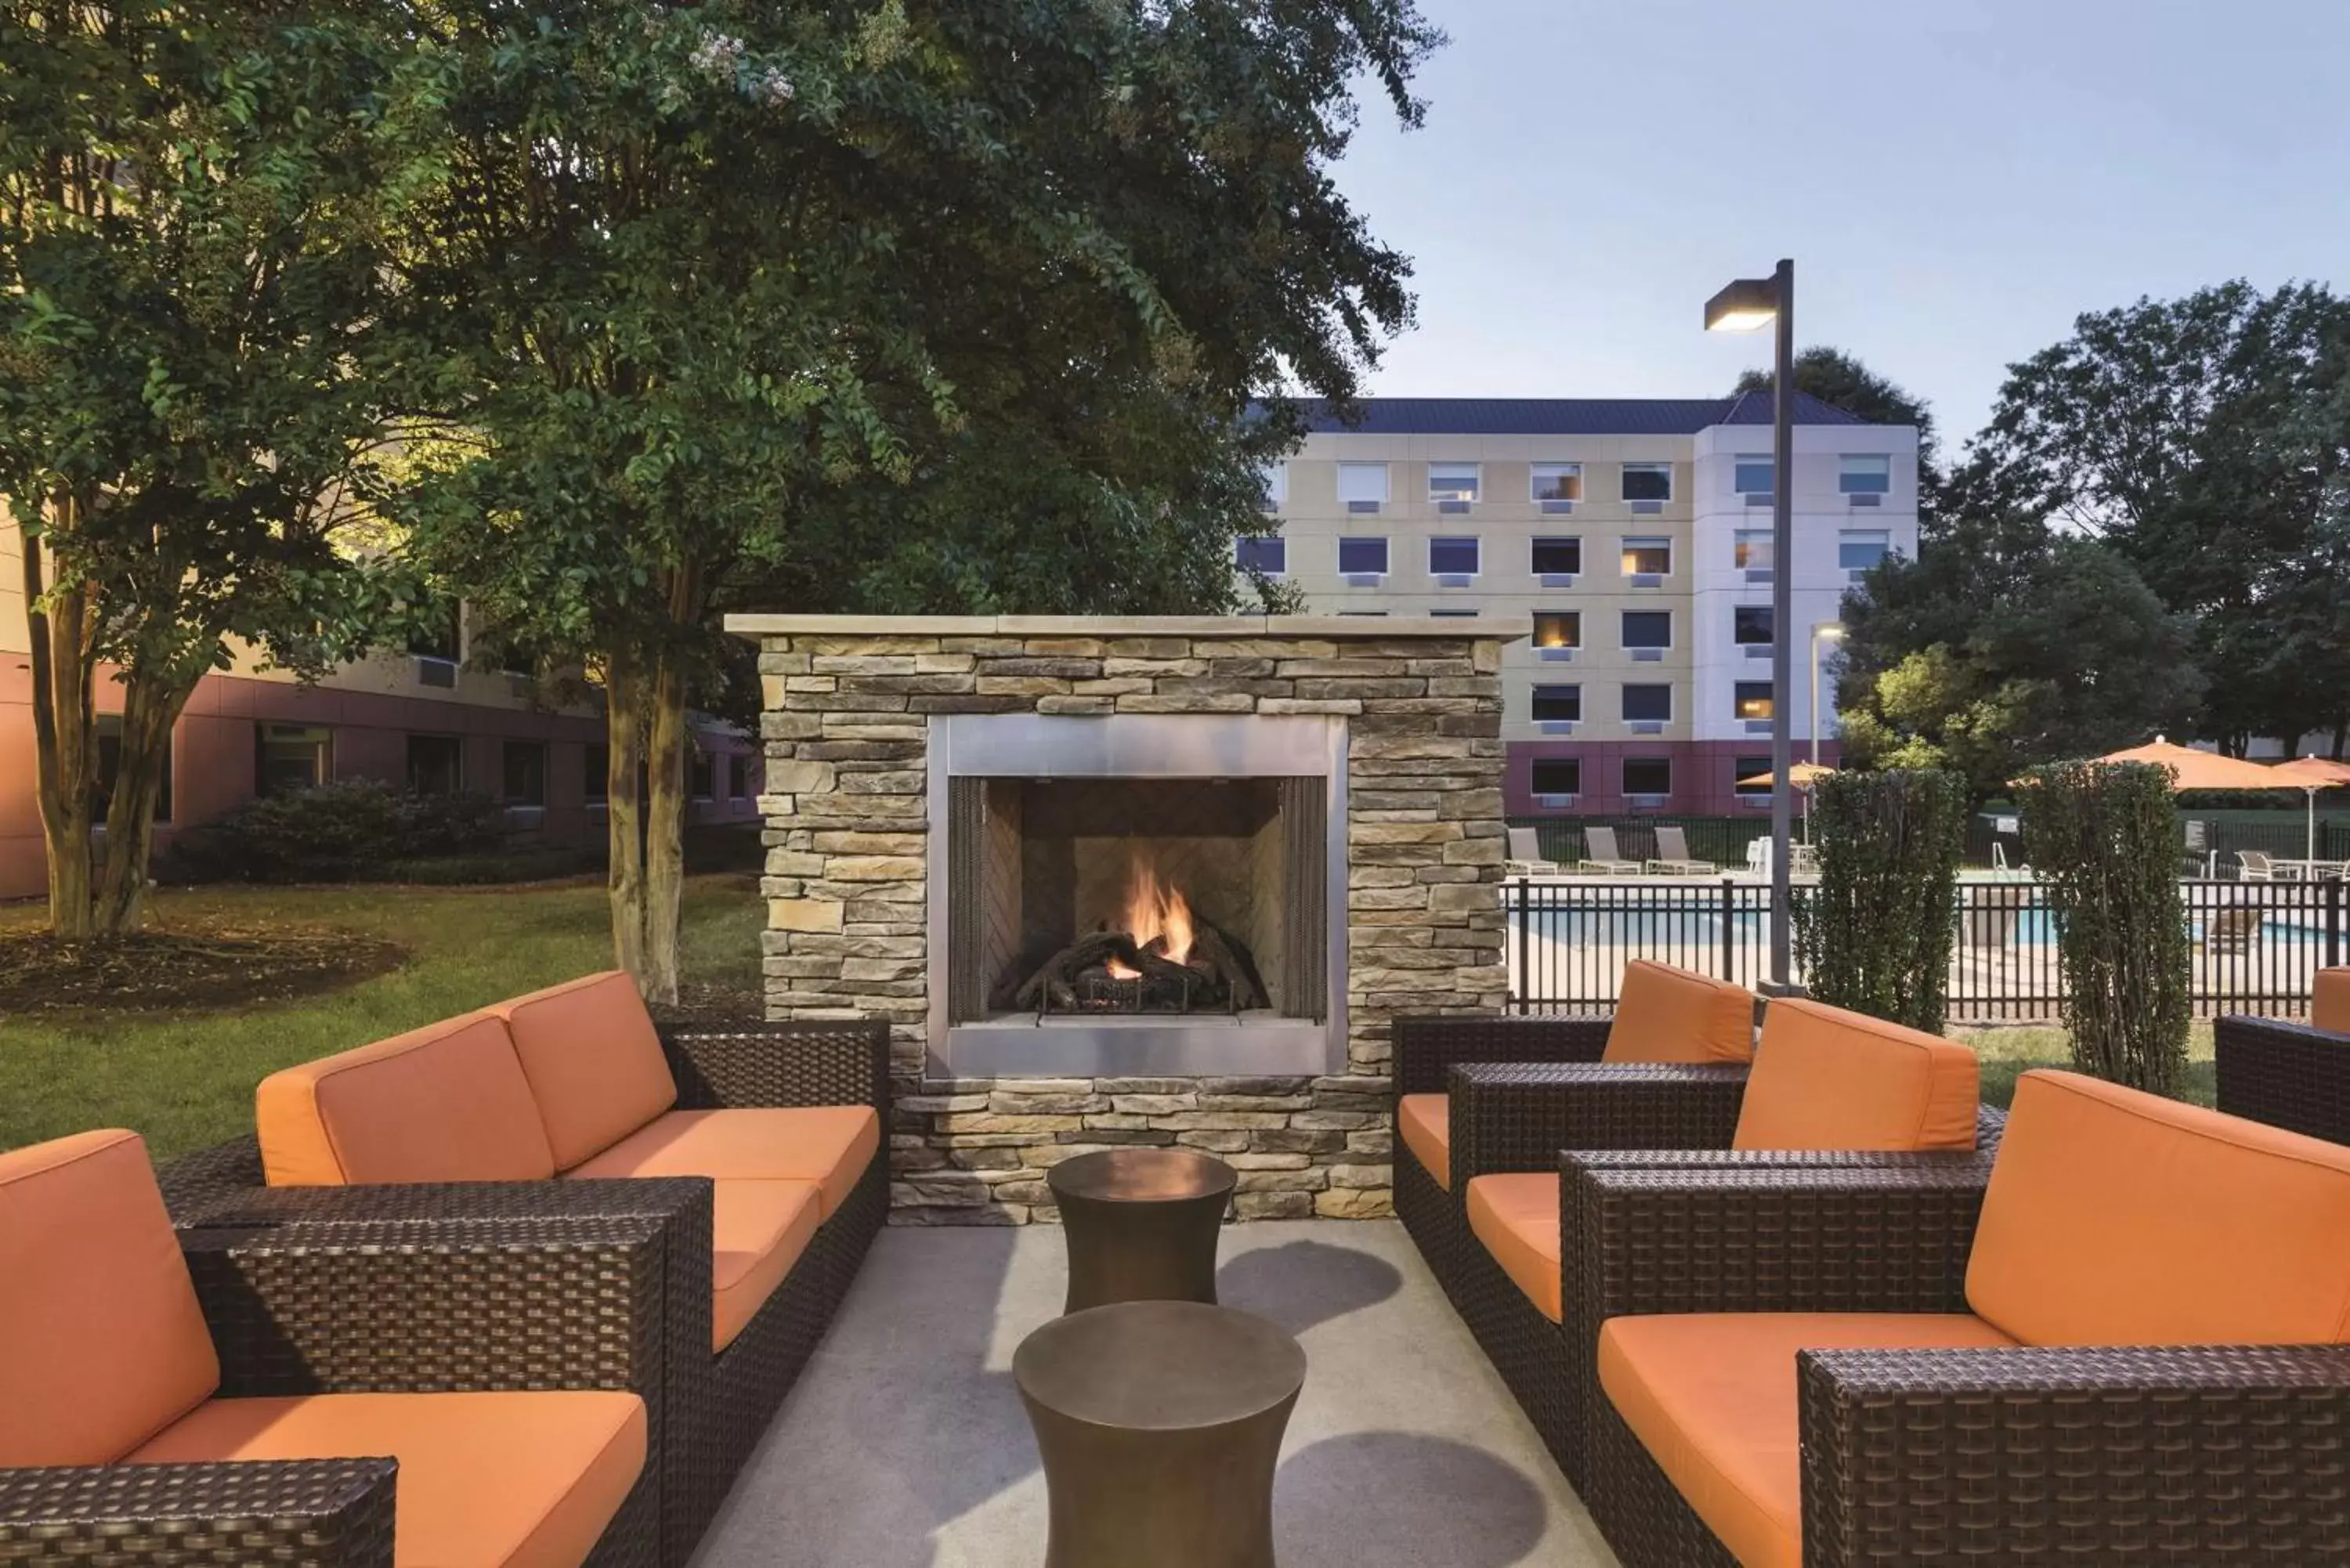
[[1644, 824, 1716, 876], [1575, 825, 1643, 876], [1504, 826, 1564, 877], [2237, 851, 2279, 883]]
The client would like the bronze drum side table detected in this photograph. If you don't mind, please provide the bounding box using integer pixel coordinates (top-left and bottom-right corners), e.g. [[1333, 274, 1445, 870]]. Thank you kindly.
[[1014, 1300, 1307, 1568], [1047, 1147, 1236, 1313]]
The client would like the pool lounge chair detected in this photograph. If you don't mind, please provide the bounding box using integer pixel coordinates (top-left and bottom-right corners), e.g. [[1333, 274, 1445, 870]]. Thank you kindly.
[[2238, 850, 2280, 881], [1643, 825, 1716, 876], [1575, 826, 1643, 876], [1504, 827, 1563, 877]]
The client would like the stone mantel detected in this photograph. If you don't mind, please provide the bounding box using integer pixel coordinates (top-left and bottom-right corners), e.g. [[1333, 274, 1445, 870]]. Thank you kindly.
[[733, 612, 1524, 1224]]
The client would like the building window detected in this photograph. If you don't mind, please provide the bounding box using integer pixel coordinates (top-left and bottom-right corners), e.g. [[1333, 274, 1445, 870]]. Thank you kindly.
[[1336, 610, 1388, 616], [1337, 536, 1390, 576], [1235, 535, 1286, 575], [1532, 610, 1580, 649], [1621, 462, 1672, 503], [1531, 758, 1582, 796], [1531, 536, 1582, 575], [1427, 463, 1480, 504], [407, 735, 463, 796], [256, 724, 332, 797], [584, 744, 610, 804], [1839, 454, 1892, 494], [728, 754, 751, 800], [1622, 757, 1672, 797], [1531, 463, 1583, 504], [1260, 461, 1287, 511], [502, 740, 547, 807], [1428, 536, 1480, 576], [1622, 684, 1672, 722], [1621, 610, 1672, 650], [1530, 685, 1582, 721], [1732, 455, 1774, 496], [1337, 461, 1389, 511], [689, 749, 717, 800], [1428, 609, 1480, 617], [93, 714, 172, 823], [1735, 682, 1775, 720], [1734, 757, 1773, 797], [1734, 529, 1773, 570], [1734, 605, 1775, 645], [1620, 537, 1672, 576], [1839, 529, 1891, 571]]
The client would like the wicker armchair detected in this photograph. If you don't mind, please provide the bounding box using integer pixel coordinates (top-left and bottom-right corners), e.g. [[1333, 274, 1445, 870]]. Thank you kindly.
[[158, 1017, 890, 1568], [2216, 992, 2350, 1147]]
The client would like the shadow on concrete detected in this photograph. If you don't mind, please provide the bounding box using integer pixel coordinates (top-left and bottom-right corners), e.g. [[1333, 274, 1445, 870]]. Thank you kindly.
[[1217, 1238, 1403, 1337], [1274, 1432, 1551, 1566]]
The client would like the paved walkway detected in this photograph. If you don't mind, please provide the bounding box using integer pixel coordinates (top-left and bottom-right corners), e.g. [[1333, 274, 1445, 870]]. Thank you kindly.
[[692, 1218, 1614, 1567]]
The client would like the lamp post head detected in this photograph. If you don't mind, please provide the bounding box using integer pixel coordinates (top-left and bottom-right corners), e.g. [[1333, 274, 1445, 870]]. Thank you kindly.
[[1705, 275, 1781, 333], [1813, 622, 1845, 641]]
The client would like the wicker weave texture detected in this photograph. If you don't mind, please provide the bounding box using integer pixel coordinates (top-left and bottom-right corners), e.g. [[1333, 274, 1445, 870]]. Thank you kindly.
[[1449, 1063, 1749, 1184], [1391, 1014, 1611, 1095], [659, 1021, 890, 1122], [2215, 1013, 2350, 1146], [0, 1458, 398, 1567]]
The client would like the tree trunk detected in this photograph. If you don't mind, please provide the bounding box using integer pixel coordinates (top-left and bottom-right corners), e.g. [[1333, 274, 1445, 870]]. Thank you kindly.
[[641, 646, 690, 1007], [605, 650, 649, 985], [18, 505, 99, 939], [92, 669, 194, 935]]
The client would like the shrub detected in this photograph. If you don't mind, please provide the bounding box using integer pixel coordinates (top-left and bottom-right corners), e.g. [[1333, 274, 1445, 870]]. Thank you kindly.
[[1794, 768, 1968, 1033], [2017, 759, 2192, 1095], [161, 779, 508, 884]]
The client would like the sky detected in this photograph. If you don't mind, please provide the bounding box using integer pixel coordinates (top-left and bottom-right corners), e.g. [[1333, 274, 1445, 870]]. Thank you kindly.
[[1330, 0, 2350, 447]]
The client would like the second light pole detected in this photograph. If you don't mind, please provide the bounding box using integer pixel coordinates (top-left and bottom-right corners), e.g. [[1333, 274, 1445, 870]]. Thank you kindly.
[[1706, 258, 1795, 988]]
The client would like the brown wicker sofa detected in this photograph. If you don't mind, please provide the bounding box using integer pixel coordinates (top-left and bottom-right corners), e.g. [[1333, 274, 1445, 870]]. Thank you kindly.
[[2214, 965, 2348, 1145], [1588, 1069, 2350, 1567], [158, 974, 890, 1568], [2, 1128, 663, 1567]]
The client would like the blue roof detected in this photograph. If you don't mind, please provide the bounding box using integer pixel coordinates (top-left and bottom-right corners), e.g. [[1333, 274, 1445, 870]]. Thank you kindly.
[[1274, 391, 1876, 435]]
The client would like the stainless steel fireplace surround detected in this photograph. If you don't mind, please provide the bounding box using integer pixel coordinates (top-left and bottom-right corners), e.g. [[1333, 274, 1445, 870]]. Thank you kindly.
[[926, 713, 1347, 1078]]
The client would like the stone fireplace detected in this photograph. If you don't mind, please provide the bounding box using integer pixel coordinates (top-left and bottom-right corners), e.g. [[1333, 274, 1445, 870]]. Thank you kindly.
[[729, 614, 1524, 1223]]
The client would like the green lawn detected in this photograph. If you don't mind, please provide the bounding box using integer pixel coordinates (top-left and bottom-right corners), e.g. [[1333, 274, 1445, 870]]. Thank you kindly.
[[0, 876, 765, 1160], [1958, 1022, 2216, 1110]]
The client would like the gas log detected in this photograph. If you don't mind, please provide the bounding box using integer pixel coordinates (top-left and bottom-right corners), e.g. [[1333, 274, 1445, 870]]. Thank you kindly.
[[1009, 921, 1267, 1015]]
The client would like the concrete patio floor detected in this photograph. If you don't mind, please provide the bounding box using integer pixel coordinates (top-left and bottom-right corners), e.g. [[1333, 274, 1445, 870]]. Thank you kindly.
[[692, 1218, 1615, 1567]]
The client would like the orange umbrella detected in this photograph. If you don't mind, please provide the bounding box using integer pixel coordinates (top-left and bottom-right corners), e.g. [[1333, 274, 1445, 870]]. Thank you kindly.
[[2091, 737, 2286, 793], [1736, 762, 1838, 788], [2272, 755, 2350, 865]]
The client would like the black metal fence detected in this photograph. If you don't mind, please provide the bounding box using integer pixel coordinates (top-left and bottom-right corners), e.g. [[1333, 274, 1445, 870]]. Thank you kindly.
[[1505, 876, 2345, 1024]]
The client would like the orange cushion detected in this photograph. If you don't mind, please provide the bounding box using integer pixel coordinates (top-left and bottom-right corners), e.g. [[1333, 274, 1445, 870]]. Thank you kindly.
[[1465, 1172, 1562, 1322], [493, 971, 678, 1169], [1603, 960, 1755, 1064], [1968, 1069, 2350, 1347], [0, 1130, 220, 1468], [258, 1014, 556, 1187], [2316, 967, 2350, 1033], [1397, 1093, 1452, 1190], [1730, 998, 1978, 1152], [131, 1389, 644, 1568], [562, 1106, 879, 1220], [1600, 1311, 2018, 1568], [710, 1181, 822, 1352]]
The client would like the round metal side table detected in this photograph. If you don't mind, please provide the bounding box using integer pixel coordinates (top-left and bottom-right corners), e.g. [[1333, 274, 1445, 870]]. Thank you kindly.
[[1014, 1300, 1306, 1568], [1047, 1147, 1236, 1313]]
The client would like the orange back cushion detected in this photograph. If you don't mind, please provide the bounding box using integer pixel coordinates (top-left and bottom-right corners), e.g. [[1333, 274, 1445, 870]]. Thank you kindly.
[[494, 971, 678, 1169], [0, 1130, 220, 1467], [1730, 998, 1979, 1152], [2316, 967, 2350, 1034], [1969, 1070, 2350, 1347], [258, 1014, 557, 1186], [1603, 960, 1756, 1064]]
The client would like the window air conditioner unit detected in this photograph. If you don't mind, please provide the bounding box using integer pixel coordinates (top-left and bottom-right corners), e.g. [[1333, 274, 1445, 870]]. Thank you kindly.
[[1345, 573, 1383, 589], [1743, 493, 1772, 508], [1847, 568, 1869, 584], [1539, 500, 1575, 515], [1744, 569, 1773, 584], [1537, 721, 1576, 736], [1538, 573, 1578, 589], [1744, 719, 1774, 734], [1533, 793, 1578, 809], [1538, 647, 1575, 663], [1629, 648, 1664, 663], [1848, 493, 1882, 507], [1629, 721, 1665, 735], [1630, 500, 1665, 515], [1437, 500, 1471, 515], [1629, 573, 1664, 588], [1347, 500, 1382, 515], [1744, 644, 1773, 659], [1626, 793, 1669, 809], [414, 656, 457, 688], [1435, 573, 1473, 588]]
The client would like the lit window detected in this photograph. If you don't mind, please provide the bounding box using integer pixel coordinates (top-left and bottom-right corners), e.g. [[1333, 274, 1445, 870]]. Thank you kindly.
[[1531, 685, 1582, 721], [1337, 462, 1389, 510], [1734, 606, 1774, 645], [1259, 460, 1287, 511], [1839, 454, 1892, 494], [1531, 463, 1583, 503], [1531, 537, 1581, 574], [1734, 682, 1774, 720], [1532, 611, 1580, 649], [1621, 462, 1672, 502], [1733, 455, 1774, 496], [1531, 758, 1582, 795], [1622, 685, 1672, 722], [1621, 537, 1672, 576], [1734, 757, 1773, 797], [1622, 757, 1672, 796], [1838, 529, 1891, 571], [1337, 536, 1389, 575], [1734, 529, 1773, 570], [1427, 463, 1480, 504], [1428, 536, 1480, 575], [1621, 610, 1671, 650], [1235, 536, 1286, 575]]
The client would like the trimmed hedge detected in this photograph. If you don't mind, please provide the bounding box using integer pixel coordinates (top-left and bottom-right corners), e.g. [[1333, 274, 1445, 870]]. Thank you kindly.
[[159, 780, 508, 884], [1793, 769, 1967, 1034]]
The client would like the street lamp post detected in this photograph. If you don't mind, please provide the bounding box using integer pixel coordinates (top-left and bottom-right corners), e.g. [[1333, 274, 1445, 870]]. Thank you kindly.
[[1706, 259, 1795, 988], [1808, 621, 1843, 846]]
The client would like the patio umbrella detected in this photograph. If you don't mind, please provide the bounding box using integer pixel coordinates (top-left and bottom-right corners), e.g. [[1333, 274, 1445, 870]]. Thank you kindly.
[[1737, 763, 1838, 844], [2089, 737, 2284, 792], [2272, 755, 2350, 865]]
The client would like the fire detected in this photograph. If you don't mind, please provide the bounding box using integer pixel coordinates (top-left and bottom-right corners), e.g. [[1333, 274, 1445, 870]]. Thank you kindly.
[[1123, 854, 1195, 966], [1104, 956, 1142, 981]]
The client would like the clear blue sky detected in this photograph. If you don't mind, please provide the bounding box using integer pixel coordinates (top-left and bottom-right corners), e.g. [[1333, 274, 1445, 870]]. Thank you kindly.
[[1332, 0, 2350, 445]]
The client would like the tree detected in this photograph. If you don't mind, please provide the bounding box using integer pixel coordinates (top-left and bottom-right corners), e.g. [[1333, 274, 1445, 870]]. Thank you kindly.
[[0, 1, 424, 936], [1735, 345, 1940, 476], [385, 0, 1438, 1001]]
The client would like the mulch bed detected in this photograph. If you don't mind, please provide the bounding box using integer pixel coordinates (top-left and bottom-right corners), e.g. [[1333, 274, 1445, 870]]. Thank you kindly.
[[0, 925, 408, 1017]]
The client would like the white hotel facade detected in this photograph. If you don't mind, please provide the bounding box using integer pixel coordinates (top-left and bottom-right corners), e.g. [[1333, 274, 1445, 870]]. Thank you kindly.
[[1246, 396, 1922, 817]]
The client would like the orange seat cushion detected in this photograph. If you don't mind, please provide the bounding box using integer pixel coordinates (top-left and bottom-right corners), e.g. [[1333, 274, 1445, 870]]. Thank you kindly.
[[710, 1181, 822, 1352], [1397, 1093, 1452, 1190], [1730, 998, 1978, 1152], [258, 1014, 556, 1187], [1464, 1172, 1562, 1322], [0, 1130, 220, 1468], [562, 1106, 879, 1220], [1603, 960, 1756, 1064], [1600, 1311, 2019, 1568], [132, 1389, 645, 1568], [493, 972, 678, 1169], [2316, 967, 2350, 1034], [1968, 1069, 2350, 1347]]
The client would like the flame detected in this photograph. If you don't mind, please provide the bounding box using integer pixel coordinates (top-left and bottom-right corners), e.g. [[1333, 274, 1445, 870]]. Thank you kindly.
[[1104, 956, 1142, 981], [1123, 854, 1195, 967]]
